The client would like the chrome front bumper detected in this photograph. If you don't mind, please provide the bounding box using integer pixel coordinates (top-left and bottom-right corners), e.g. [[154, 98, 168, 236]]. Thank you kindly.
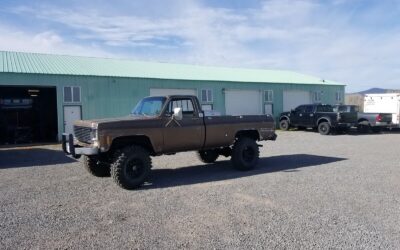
[[62, 133, 99, 158]]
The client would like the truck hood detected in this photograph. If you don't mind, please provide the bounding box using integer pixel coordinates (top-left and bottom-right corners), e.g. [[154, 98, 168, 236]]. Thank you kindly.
[[74, 115, 158, 128], [280, 111, 291, 117]]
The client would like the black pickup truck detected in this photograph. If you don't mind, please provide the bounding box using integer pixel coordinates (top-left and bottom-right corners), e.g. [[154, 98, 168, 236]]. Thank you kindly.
[[333, 105, 392, 133], [279, 104, 357, 135]]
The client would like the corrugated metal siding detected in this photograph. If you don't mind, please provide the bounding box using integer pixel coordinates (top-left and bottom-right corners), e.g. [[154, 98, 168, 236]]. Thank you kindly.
[[0, 72, 345, 140], [0, 51, 344, 85]]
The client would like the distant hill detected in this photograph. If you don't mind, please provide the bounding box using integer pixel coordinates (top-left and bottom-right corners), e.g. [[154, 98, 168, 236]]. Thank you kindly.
[[357, 88, 387, 94], [350, 88, 400, 95]]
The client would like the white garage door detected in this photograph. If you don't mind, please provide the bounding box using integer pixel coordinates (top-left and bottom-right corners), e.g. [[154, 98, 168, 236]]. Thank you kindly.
[[283, 91, 311, 111], [225, 90, 262, 115], [150, 88, 196, 96]]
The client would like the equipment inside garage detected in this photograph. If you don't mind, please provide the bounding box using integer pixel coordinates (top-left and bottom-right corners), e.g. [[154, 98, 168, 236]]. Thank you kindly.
[[0, 86, 58, 144]]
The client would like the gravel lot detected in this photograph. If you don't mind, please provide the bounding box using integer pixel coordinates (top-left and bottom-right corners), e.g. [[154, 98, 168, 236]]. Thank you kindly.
[[1, 130, 400, 249]]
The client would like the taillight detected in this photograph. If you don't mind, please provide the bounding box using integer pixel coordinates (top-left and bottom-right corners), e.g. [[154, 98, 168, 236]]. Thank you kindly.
[[376, 114, 382, 122]]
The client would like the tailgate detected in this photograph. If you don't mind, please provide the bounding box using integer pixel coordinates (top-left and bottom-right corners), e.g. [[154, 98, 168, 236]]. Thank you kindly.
[[379, 114, 393, 123]]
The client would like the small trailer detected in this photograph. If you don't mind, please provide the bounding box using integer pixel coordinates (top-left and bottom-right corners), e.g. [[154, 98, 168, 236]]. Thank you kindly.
[[364, 93, 400, 128]]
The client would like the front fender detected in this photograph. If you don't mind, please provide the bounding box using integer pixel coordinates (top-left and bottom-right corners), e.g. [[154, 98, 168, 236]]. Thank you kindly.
[[280, 115, 291, 124]]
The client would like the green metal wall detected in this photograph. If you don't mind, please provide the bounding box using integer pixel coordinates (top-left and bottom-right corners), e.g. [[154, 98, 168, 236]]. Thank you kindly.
[[0, 72, 345, 140]]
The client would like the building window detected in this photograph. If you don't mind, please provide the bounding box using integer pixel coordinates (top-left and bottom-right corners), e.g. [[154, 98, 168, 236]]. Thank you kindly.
[[201, 89, 213, 103], [201, 104, 213, 111], [64, 86, 81, 103], [313, 91, 322, 103], [335, 91, 342, 102], [264, 90, 273, 102]]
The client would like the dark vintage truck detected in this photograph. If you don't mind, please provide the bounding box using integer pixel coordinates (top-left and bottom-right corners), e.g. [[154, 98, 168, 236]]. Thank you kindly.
[[279, 104, 357, 135], [333, 105, 392, 133], [62, 95, 277, 189]]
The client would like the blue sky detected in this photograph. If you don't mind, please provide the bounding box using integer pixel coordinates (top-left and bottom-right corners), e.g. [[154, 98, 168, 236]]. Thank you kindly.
[[0, 0, 399, 92]]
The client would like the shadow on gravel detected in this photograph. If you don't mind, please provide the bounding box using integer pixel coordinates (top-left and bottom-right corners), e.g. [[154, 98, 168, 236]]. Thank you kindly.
[[346, 128, 400, 136], [282, 128, 400, 136], [144, 154, 346, 190], [0, 148, 77, 169]]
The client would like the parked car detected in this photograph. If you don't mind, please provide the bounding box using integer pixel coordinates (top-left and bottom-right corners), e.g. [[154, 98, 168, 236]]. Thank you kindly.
[[333, 104, 392, 133], [62, 95, 277, 190], [279, 104, 357, 135]]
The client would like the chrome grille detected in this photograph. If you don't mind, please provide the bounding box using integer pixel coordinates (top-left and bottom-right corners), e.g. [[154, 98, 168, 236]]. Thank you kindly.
[[73, 126, 92, 143]]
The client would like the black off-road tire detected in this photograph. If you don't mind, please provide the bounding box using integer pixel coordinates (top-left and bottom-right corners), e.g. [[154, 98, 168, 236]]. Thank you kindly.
[[318, 122, 331, 135], [279, 119, 290, 131], [111, 145, 152, 190], [197, 150, 219, 163], [357, 124, 370, 134], [83, 155, 111, 177], [371, 126, 381, 133], [231, 137, 259, 171]]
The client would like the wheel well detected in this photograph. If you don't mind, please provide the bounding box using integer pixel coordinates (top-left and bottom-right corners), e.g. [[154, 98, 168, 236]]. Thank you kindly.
[[358, 119, 369, 125], [317, 118, 329, 125], [280, 116, 289, 121], [235, 130, 260, 141], [110, 135, 155, 155]]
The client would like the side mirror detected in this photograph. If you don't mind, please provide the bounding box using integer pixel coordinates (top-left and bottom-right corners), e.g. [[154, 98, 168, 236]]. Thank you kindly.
[[173, 107, 183, 120]]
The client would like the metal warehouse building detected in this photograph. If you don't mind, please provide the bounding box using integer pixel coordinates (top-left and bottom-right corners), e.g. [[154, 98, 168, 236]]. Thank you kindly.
[[0, 51, 345, 144]]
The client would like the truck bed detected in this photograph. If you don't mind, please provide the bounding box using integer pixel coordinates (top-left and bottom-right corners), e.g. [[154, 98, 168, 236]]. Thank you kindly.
[[203, 115, 276, 149]]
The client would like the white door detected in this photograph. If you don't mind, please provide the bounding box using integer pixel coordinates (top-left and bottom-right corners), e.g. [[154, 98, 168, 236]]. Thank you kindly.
[[265, 103, 273, 115], [64, 106, 81, 134], [225, 90, 262, 115], [283, 91, 311, 111], [150, 88, 196, 96]]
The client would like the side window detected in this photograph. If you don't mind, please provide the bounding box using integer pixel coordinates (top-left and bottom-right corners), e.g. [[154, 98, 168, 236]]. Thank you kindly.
[[201, 89, 213, 103], [167, 98, 195, 117], [64, 86, 81, 103], [304, 106, 314, 113], [335, 91, 342, 102], [264, 90, 273, 102], [295, 105, 305, 112], [313, 91, 322, 103], [317, 105, 333, 112]]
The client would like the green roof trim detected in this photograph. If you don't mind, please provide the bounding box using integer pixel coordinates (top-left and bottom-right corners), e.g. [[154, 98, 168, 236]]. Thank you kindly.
[[0, 51, 344, 85]]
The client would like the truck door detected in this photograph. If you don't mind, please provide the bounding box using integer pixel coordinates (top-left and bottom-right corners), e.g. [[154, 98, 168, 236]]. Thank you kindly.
[[161, 97, 205, 152], [302, 105, 315, 127], [291, 105, 306, 125]]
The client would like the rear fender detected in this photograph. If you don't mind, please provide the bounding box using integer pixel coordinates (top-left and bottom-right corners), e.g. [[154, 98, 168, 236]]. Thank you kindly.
[[235, 130, 260, 141], [317, 117, 331, 126]]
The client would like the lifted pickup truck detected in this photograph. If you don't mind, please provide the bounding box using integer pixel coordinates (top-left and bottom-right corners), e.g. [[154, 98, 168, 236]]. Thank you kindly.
[[62, 95, 277, 189], [333, 105, 392, 133], [279, 104, 357, 135]]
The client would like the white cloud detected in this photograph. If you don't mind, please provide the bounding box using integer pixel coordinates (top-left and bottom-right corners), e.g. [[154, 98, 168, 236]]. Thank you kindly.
[[2, 0, 400, 92], [0, 25, 111, 57]]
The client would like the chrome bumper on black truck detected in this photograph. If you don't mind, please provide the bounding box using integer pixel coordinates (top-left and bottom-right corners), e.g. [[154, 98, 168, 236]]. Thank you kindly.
[[62, 133, 99, 158]]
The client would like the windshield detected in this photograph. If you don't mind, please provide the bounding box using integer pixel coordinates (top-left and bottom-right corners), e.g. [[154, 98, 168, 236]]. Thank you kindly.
[[131, 97, 166, 116]]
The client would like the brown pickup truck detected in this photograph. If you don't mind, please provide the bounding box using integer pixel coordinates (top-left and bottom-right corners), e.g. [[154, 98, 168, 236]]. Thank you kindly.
[[62, 95, 277, 189]]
